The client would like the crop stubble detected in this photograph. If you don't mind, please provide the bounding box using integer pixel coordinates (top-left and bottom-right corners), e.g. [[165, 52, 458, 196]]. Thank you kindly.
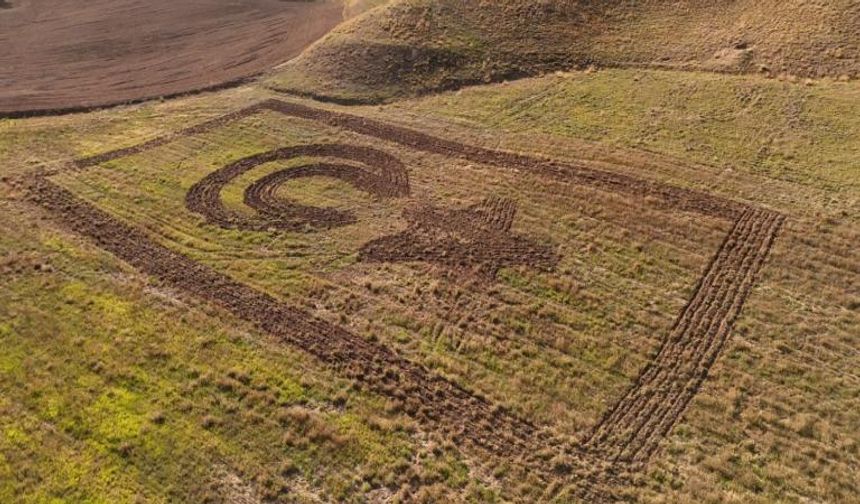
[[21, 100, 784, 500]]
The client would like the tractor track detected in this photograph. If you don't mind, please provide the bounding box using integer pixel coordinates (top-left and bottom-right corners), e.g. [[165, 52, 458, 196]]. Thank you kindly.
[[583, 208, 784, 464], [21, 99, 785, 500]]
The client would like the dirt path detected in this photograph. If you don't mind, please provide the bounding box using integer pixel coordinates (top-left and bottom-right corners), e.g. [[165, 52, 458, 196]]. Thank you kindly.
[[21, 100, 785, 500], [0, 1, 344, 117]]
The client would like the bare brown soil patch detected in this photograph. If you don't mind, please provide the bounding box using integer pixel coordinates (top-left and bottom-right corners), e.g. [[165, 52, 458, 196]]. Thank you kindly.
[[359, 197, 559, 278], [0, 0, 343, 117], [21, 100, 784, 500]]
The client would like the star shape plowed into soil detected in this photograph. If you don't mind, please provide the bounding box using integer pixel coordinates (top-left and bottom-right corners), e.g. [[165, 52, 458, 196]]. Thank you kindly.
[[358, 196, 558, 278]]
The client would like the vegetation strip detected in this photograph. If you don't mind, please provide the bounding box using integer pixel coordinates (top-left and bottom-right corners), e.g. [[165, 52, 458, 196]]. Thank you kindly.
[[22, 99, 785, 499]]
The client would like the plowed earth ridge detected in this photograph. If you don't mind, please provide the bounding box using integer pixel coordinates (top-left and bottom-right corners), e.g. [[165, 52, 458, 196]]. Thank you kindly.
[[186, 144, 410, 232], [24, 175, 549, 462], [21, 100, 784, 500], [260, 100, 745, 220], [358, 197, 559, 278]]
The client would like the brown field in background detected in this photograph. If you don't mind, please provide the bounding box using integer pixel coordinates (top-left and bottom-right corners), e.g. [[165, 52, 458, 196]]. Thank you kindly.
[[0, 0, 343, 116]]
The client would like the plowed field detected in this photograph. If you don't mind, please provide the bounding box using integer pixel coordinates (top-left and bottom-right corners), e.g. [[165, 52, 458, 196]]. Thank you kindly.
[[0, 0, 343, 117]]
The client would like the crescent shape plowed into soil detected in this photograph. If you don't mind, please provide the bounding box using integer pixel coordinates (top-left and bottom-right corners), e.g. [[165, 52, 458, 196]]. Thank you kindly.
[[186, 144, 410, 232], [0, 0, 344, 117], [21, 99, 786, 501]]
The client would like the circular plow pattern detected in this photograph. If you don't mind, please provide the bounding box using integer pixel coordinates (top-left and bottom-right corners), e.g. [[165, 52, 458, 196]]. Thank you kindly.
[[186, 144, 410, 232]]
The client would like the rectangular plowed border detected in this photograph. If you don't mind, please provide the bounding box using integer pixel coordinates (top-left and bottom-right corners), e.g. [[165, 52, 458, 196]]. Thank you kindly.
[[22, 99, 784, 501]]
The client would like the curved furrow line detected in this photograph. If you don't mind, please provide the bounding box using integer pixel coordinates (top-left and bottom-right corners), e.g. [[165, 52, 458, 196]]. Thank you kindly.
[[185, 143, 409, 232], [24, 176, 554, 469], [27, 100, 788, 501]]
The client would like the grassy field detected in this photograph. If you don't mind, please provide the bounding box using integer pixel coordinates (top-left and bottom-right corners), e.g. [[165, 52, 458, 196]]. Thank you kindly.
[[2, 63, 858, 504], [0, 90, 491, 503], [381, 68, 860, 502], [386, 67, 859, 502]]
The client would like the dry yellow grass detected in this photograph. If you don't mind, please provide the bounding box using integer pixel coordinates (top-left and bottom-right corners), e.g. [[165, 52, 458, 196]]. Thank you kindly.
[[269, 0, 860, 104]]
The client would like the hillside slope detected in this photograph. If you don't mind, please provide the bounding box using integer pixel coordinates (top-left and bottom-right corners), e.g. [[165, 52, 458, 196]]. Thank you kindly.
[[269, 0, 860, 103]]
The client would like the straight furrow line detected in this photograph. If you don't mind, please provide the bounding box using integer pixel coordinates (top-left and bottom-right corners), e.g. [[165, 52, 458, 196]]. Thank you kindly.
[[24, 175, 558, 466], [623, 213, 780, 462], [584, 212, 757, 448], [260, 100, 746, 220], [598, 213, 763, 452], [631, 213, 784, 462], [582, 209, 784, 465]]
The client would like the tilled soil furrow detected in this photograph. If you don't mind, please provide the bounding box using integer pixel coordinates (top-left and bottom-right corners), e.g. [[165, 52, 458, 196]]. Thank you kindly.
[[72, 104, 269, 170], [185, 143, 409, 232], [620, 212, 778, 462], [584, 211, 759, 454], [25, 175, 556, 467], [584, 211, 756, 448], [581, 209, 783, 464], [587, 220, 757, 459], [597, 212, 762, 455], [630, 212, 784, 462], [261, 100, 746, 220]]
